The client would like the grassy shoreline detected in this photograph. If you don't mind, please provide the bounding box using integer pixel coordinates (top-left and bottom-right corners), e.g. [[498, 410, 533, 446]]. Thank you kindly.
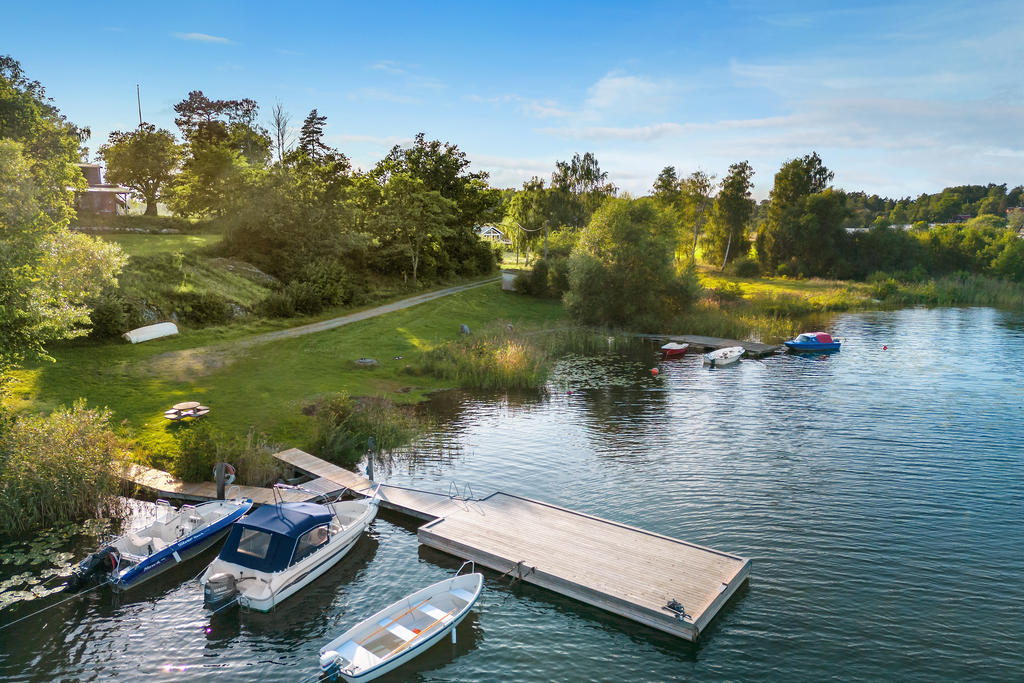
[[5, 268, 1023, 485]]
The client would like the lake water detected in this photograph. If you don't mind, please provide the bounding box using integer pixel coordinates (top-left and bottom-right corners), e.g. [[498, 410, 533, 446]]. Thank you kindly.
[[1, 307, 1022, 681]]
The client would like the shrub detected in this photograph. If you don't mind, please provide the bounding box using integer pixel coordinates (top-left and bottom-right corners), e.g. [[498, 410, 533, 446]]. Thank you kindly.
[[728, 257, 761, 278], [513, 271, 531, 295], [312, 394, 424, 466], [172, 291, 233, 325], [260, 290, 297, 317], [529, 259, 550, 296], [172, 423, 285, 486], [0, 402, 129, 536], [88, 290, 130, 338], [172, 421, 218, 482], [284, 280, 326, 315], [867, 272, 899, 300]]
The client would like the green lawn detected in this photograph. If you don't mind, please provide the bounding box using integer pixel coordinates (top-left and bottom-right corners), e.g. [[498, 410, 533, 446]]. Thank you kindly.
[[5, 284, 566, 466], [100, 232, 223, 257]]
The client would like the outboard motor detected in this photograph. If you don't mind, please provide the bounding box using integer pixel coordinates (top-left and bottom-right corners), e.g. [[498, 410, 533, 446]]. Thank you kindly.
[[319, 650, 343, 680], [68, 546, 119, 591], [204, 572, 238, 607]]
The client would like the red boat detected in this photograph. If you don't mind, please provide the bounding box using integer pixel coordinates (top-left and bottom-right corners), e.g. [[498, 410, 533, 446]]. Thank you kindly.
[[660, 342, 690, 358]]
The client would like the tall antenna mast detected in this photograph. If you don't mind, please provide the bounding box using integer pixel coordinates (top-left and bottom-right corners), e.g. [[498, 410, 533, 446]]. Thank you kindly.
[[137, 84, 143, 126]]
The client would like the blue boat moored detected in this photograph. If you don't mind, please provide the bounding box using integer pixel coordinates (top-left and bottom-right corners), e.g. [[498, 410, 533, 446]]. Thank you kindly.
[[68, 497, 253, 592], [784, 332, 841, 353]]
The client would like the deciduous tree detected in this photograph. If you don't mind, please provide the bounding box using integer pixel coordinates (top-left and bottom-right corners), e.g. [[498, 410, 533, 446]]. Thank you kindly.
[[368, 173, 456, 285], [565, 198, 697, 328], [99, 124, 182, 215], [703, 161, 755, 267]]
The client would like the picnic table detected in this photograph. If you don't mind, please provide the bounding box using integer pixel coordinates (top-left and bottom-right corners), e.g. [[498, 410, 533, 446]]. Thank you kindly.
[[164, 401, 210, 421]]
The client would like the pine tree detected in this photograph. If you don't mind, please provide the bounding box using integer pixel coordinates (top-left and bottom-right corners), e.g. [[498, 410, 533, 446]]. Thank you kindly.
[[298, 109, 329, 161]]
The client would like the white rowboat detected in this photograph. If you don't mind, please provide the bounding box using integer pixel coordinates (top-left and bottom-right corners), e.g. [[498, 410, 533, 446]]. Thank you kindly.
[[319, 570, 483, 681], [703, 345, 745, 368]]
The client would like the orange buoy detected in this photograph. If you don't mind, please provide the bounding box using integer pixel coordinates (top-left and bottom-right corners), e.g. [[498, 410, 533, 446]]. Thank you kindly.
[[651, 368, 659, 376]]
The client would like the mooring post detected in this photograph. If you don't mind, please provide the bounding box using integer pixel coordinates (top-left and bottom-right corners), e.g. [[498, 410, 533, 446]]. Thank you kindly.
[[366, 437, 375, 483], [214, 462, 226, 500]]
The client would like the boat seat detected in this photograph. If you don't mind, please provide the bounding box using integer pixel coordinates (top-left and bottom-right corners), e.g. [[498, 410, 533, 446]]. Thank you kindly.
[[126, 533, 167, 554], [378, 617, 416, 642], [450, 588, 475, 604], [337, 640, 381, 669], [418, 603, 450, 622]]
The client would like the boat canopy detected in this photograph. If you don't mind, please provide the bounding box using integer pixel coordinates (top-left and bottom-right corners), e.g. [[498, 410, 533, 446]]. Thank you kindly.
[[796, 332, 833, 343], [218, 502, 333, 572]]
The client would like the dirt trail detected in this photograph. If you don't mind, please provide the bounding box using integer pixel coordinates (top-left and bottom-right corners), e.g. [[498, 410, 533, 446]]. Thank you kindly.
[[145, 277, 499, 380]]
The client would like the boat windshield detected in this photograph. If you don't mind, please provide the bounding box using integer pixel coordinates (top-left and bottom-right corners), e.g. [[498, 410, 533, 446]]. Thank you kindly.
[[292, 525, 330, 564], [237, 528, 272, 559]]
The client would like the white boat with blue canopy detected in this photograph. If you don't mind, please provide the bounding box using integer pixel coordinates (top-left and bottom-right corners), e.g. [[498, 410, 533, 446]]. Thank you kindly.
[[68, 497, 253, 592], [319, 565, 483, 682], [201, 486, 378, 612]]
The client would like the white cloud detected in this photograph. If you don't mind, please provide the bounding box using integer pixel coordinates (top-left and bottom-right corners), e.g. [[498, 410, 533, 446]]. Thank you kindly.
[[583, 72, 675, 115], [370, 60, 410, 75], [172, 32, 233, 44]]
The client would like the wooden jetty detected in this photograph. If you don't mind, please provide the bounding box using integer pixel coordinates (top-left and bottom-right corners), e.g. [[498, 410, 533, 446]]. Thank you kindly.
[[271, 449, 750, 641], [123, 463, 339, 506], [632, 333, 778, 357]]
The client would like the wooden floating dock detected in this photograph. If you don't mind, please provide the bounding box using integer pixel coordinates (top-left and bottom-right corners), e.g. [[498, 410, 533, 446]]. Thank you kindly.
[[272, 449, 750, 641], [122, 463, 340, 506], [631, 333, 779, 357], [419, 493, 749, 641]]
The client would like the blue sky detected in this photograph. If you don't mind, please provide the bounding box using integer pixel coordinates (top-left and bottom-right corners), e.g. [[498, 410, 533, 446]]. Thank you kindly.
[[3, 1, 1022, 198]]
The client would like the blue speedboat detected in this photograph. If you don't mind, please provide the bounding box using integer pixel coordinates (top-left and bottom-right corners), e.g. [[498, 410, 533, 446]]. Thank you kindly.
[[784, 332, 841, 353], [69, 497, 253, 591]]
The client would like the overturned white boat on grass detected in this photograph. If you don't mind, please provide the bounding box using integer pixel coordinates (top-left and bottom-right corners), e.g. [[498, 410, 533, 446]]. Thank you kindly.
[[69, 498, 253, 592], [319, 566, 483, 682], [201, 487, 379, 612], [703, 345, 745, 368]]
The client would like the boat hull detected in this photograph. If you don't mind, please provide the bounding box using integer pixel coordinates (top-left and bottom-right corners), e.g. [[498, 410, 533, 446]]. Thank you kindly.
[[202, 498, 378, 612], [113, 524, 232, 592], [237, 531, 365, 612], [703, 346, 744, 368], [78, 498, 252, 593], [321, 573, 483, 682], [784, 341, 841, 353], [660, 343, 689, 358]]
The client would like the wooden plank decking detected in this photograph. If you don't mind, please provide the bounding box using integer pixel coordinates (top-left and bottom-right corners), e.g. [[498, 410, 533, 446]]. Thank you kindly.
[[418, 492, 749, 641], [272, 448, 468, 520], [274, 449, 750, 640], [632, 333, 779, 357], [123, 463, 336, 506]]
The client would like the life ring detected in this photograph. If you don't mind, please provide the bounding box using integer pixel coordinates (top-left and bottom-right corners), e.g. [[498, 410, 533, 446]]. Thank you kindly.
[[213, 463, 236, 486]]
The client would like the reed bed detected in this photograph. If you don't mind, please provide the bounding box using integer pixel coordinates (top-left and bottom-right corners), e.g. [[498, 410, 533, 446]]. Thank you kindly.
[[312, 393, 426, 466], [0, 402, 130, 537], [173, 423, 286, 486]]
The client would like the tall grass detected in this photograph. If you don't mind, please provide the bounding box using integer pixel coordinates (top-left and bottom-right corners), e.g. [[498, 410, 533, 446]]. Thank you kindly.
[[413, 323, 629, 391], [173, 423, 286, 486], [885, 273, 1024, 308], [0, 402, 130, 537], [312, 393, 426, 466]]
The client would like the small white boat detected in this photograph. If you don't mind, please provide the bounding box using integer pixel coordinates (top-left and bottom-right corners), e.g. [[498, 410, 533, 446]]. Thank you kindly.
[[122, 321, 178, 344], [703, 345, 745, 368], [660, 342, 690, 358], [319, 567, 483, 682], [201, 488, 378, 612], [69, 498, 253, 592]]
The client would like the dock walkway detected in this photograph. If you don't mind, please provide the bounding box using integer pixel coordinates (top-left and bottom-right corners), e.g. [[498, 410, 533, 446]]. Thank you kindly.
[[123, 463, 338, 506], [272, 449, 750, 641], [632, 333, 778, 357]]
